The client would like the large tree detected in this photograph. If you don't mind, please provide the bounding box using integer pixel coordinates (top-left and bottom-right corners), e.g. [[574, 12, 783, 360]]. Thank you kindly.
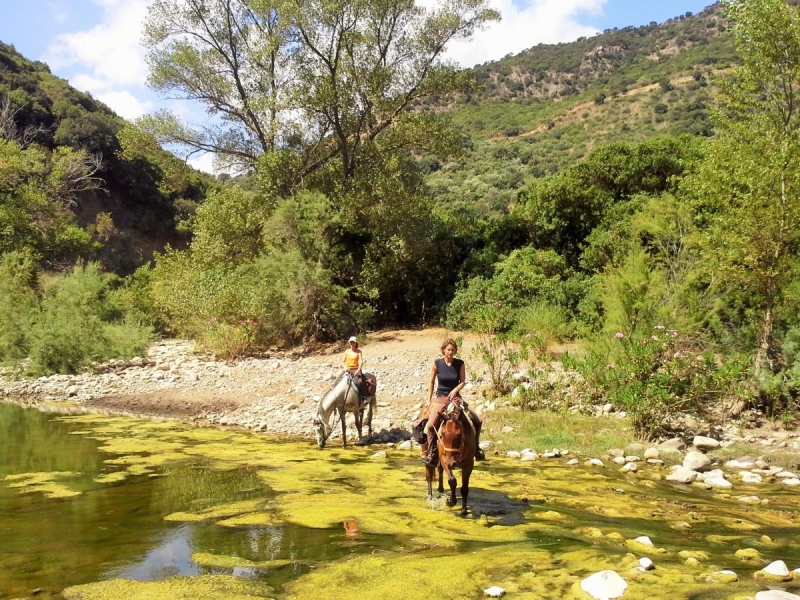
[[686, 0, 800, 406], [142, 0, 499, 188]]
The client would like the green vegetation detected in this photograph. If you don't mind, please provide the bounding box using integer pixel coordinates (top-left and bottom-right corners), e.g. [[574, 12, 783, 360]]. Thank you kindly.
[[3, 0, 800, 438]]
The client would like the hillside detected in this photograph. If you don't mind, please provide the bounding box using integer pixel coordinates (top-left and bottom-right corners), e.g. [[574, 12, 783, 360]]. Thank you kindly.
[[0, 42, 212, 273], [426, 2, 734, 216]]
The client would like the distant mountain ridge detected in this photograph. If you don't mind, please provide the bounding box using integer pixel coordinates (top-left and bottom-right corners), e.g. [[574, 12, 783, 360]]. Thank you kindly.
[[424, 2, 737, 216]]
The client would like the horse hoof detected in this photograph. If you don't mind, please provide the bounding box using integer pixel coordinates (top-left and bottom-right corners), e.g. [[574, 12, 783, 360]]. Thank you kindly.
[[354, 439, 368, 446], [446, 498, 455, 507]]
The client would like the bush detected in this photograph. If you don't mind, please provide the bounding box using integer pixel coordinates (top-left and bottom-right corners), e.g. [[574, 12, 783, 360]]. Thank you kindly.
[[25, 263, 153, 375], [515, 301, 573, 352], [0, 251, 38, 363]]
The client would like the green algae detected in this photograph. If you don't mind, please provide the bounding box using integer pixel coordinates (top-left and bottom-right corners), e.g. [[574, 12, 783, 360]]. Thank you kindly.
[[191, 552, 298, 570], [4, 471, 82, 498], [164, 499, 266, 522], [93, 471, 128, 484], [61, 575, 273, 600]]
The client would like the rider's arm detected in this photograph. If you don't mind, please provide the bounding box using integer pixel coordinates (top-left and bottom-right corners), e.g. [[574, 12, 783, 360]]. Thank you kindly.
[[428, 362, 437, 404]]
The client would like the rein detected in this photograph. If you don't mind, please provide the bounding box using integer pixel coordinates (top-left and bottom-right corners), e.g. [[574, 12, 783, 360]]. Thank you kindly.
[[436, 410, 466, 458]]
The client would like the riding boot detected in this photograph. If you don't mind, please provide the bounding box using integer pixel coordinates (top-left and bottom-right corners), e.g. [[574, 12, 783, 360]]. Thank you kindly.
[[419, 440, 438, 465], [473, 415, 485, 461]]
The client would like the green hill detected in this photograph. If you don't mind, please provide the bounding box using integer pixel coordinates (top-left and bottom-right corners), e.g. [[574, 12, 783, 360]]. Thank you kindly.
[[0, 42, 212, 273], [426, 3, 736, 215]]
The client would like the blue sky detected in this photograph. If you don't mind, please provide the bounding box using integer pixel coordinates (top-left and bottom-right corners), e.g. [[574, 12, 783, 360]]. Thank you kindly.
[[0, 0, 715, 171]]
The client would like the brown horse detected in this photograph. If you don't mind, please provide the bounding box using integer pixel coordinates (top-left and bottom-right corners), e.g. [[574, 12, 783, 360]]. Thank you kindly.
[[423, 401, 475, 517]]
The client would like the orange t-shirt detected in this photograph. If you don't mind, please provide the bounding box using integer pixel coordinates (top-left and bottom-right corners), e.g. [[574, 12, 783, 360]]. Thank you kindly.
[[344, 349, 361, 370]]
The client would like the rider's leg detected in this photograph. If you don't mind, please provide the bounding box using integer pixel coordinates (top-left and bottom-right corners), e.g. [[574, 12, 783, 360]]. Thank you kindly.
[[470, 410, 485, 461], [420, 400, 444, 465]]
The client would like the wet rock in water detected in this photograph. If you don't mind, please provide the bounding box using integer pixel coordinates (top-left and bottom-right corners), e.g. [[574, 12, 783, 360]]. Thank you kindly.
[[683, 451, 712, 472], [740, 471, 763, 484], [726, 456, 756, 469], [759, 560, 791, 581], [634, 536, 654, 546], [692, 435, 720, 450], [704, 570, 738, 584], [666, 466, 698, 484], [621, 462, 638, 473], [638, 557, 654, 571], [580, 570, 628, 600], [755, 591, 800, 600], [586, 458, 605, 467], [483, 586, 505, 598]]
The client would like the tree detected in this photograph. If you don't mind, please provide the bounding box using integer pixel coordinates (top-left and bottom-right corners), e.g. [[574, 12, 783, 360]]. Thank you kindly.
[[685, 0, 800, 408], [142, 0, 499, 187]]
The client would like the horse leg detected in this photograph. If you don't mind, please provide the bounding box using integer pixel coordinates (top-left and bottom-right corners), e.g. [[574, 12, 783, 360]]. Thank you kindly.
[[437, 464, 444, 494], [339, 407, 347, 447], [365, 398, 374, 439], [460, 462, 473, 517], [425, 460, 435, 500], [354, 408, 363, 442]]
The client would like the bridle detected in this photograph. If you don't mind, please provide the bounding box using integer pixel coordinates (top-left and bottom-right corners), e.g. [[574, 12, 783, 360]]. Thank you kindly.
[[436, 410, 465, 460]]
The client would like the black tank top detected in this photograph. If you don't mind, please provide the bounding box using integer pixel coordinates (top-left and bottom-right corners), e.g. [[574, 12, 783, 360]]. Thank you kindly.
[[435, 357, 464, 397]]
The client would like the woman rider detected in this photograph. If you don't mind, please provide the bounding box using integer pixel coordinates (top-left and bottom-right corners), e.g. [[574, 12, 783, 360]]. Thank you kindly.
[[343, 335, 364, 392], [420, 338, 485, 465]]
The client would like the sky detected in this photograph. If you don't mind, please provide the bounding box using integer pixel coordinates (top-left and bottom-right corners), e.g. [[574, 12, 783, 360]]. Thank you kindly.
[[0, 0, 715, 172]]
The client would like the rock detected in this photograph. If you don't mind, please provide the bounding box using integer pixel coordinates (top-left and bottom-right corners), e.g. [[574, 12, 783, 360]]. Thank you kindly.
[[755, 591, 800, 600], [762, 560, 790, 577], [621, 462, 638, 473], [643, 448, 660, 459], [638, 557, 654, 571], [726, 457, 756, 469], [666, 467, 698, 484], [740, 471, 762, 484], [657, 438, 686, 451], [483, 586, 505, 598], [580, 570, 628, 600], [693, 435, 720, 450], [683, 451, 712, 472], [587, 458, 605, 467], [634, 536, 654, 546]]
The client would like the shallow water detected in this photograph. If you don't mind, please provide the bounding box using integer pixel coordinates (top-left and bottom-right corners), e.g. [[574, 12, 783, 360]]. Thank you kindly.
[[3, 401, 800, 600]]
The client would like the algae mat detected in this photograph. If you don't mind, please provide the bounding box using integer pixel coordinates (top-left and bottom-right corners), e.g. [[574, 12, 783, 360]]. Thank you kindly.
[[3, 407, 800, 599]]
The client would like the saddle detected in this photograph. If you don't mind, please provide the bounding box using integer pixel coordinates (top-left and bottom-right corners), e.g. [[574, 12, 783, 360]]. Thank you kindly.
[[412, 399, 474, 445], [347, 373, 376, 405]]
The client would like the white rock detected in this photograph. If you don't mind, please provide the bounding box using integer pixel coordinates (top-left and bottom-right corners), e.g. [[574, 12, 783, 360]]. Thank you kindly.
[[740, 471, 762, 484], [666, 467, 698, 484], [622, 462, 638, 473], [693, 435, 720, 450], [483, 586, 505, 598], [580, 570, 628, 600], [726, 458, 756, 469], [587, 458, 605, 467], [613, 456, 626, 465], [783, 478, 800, 486], [643, 448, 660, 459], [755, 591, 800, 600], [683, 450, 712, 472], [638, 557, 654, 570], [763, 560, 790, 577], [506, 451, 521, 458], [634, 536, 654, 546]]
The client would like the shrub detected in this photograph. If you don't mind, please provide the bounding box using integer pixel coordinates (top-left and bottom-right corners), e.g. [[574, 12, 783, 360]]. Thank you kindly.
[[0, 251, 38, 363], [25, 263, 153, 375]]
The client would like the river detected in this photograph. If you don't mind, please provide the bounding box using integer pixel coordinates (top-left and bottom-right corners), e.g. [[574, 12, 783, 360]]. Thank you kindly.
[[2, 401, 800, 599]]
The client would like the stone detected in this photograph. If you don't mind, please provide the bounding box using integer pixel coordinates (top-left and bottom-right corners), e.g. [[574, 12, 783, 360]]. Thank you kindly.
[[692, 435, 720, 450], [683, 450, 712, 472], [483, 586, 505, 598], [755, 592, 800, 600], [657, 438, 686, 451], [643, 448, 660, 459], [762, 560, 790, 577], [638, 557, 654, 570], [666, 467, 698, 484], [580, 570, 628, 600]]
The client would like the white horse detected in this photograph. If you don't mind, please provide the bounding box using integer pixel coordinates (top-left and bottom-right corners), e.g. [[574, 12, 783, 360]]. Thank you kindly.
[[314, 372, 377, 448]]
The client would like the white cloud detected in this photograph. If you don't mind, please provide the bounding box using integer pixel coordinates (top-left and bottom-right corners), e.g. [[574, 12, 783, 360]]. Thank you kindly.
[[44, 0, 151, 89], [96, 91, 153, 120], [444, 0, 607, 68], [188, 153, 217, 175]]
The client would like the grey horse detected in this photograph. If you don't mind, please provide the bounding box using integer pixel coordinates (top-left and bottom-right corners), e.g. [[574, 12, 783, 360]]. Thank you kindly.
[[314, 372, 377, 448]]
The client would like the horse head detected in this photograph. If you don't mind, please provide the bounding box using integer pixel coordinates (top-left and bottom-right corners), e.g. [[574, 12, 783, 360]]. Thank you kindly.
[[438, 413, 465, 469], [313, 413, 329, 448]]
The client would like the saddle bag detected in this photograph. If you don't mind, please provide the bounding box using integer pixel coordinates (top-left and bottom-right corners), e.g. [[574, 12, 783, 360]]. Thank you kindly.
[[411, 417, 428, 444]]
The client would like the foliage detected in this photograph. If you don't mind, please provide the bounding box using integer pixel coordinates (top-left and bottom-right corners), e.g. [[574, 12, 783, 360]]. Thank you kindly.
[[0, 261, 154, 375], [467, 303, 530, 394], [142, 0, 499, 182], [682, 0, 800, 395], [575, 328, 750, 439]]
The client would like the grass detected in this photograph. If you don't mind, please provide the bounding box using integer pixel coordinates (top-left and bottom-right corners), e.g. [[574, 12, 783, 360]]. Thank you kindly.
[[483, 408, 635, 457]]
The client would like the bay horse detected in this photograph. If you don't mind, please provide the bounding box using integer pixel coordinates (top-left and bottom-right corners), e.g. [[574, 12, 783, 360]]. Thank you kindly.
[[314, 372, 376, 448], [423, 400, 475, 516]]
